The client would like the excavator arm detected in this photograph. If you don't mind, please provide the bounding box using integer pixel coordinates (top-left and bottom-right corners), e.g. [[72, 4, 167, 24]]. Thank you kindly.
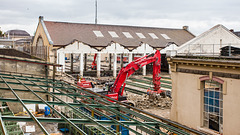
[[110, 50, 161, 96], [91, 54, 97, 70]]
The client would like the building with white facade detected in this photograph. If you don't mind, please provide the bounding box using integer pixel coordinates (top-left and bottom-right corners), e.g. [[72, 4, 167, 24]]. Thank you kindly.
[[32, 16, 195, 77]]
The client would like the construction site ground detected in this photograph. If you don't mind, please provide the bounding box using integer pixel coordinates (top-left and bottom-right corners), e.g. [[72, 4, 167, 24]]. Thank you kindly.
[[88, 72, 172, 120], [125, 73, 172, 119]]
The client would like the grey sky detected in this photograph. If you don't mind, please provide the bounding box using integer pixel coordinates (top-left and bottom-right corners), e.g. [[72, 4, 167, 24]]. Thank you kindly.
[[1, 0, 240, 36]]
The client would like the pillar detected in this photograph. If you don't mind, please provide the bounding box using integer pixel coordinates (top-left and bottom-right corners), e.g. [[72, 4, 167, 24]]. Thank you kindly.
[[97, 53, 101, 77], [142, 53, 146, 76], [120, 54, 124, 68], [109, 53, 112, 70], [80, 53, 84, 76], [57, 52, 65, 72], [113, 53, 117, 77], [128, 53, 133, 63], [84, 53, 87, 71], [70, 53, 73, 73], [169, 64, 171, 74]]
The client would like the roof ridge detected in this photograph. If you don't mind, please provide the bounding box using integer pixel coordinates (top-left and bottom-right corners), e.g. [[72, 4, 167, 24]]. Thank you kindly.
[[43, 20, 183, 30]]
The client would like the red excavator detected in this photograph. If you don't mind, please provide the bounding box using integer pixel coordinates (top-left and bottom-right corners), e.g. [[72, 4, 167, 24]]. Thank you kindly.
[[78, 50, 162, 103], [107, 50, 162, 101], [91, 54, 97, 70]]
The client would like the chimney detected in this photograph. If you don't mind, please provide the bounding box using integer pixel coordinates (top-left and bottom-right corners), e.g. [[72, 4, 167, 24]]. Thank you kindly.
[[229, 29, 234, 32], [183, 26, 189, 31], [39, 16, 44, 22]]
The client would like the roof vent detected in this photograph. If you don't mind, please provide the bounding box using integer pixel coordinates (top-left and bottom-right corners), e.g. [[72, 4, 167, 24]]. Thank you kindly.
[[39, 16, 44, 21], [93, 31, 104, 37], [183, 26, 189, 31], [229, 29, 234, 32]]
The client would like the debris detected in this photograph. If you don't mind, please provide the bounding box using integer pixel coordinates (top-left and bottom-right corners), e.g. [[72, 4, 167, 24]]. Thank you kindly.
[[128, 93, 172, 109]]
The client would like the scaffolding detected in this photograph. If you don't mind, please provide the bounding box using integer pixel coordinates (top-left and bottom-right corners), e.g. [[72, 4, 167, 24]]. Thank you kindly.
[[0, 71, 205, 135]]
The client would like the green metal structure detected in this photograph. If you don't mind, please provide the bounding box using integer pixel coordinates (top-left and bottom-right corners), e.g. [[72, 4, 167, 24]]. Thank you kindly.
[[0, 71, 206, 135]]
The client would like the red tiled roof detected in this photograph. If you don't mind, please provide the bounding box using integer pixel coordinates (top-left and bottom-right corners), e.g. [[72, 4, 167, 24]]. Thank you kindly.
[[44, 21, 195, 48]]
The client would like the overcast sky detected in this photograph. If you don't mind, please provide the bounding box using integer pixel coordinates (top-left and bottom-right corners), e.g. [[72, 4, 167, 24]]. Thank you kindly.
[[1, 0, 240, 36]]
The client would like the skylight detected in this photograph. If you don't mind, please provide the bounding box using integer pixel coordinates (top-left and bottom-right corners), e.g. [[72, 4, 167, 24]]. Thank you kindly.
[[93, 31, 104, 37], [136, 33, 146, 38], [122, 32, 133, 38], [108, 31, 119, 38], [161, 34, 171, 39], [148, 33, 158, 39]]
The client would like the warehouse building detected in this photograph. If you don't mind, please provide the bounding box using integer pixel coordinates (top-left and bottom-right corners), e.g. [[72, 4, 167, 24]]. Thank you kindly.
[[32, 16, 195, 77]]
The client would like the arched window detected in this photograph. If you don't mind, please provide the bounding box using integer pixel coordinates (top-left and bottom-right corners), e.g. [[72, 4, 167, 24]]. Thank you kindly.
[[202, 78, 223, 133], [36, 36, 45, 59]]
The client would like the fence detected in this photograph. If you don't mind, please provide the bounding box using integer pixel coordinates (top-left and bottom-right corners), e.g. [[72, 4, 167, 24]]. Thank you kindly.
[[177, 43, 240, 57]]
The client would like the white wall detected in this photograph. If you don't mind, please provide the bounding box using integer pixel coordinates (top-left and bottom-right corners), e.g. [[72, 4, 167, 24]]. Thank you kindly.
[[177, 25, 240, 55]]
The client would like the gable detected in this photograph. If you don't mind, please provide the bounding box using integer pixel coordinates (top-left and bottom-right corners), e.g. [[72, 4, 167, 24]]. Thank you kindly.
[[177, 25, 240, 54], [32, 20, 52, 47]]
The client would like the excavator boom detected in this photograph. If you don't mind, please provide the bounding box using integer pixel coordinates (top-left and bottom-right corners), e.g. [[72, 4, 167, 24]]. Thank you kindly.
[[110, 50, 161, 96], [91, 54, 97, 70]]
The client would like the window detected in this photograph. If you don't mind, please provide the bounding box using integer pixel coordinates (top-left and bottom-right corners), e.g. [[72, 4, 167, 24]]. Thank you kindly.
[[108, 31, 119, 38], [136, 33, 146, 38], [122, 32, 133, 38], [161, 34, 171, 39], [93, 31, 104, 37], [203, 80, 223, 133], [36, 37, 45, 59], [148, 33, 158, 39]]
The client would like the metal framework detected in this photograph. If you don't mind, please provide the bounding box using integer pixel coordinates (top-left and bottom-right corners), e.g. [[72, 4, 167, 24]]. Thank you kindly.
[[0, 72, 206, 135]]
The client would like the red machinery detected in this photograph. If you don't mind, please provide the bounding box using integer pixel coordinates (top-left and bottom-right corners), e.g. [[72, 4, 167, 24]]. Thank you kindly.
[[106, 50, 162, 101], [78, 50, 162, 103], [77, 54, 97, 89], [91, 54, 97, 70], [77, 78, 93, 88]]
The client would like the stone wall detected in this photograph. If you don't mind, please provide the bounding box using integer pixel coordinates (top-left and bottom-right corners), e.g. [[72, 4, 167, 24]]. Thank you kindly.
[[0, 57, 47, 113]]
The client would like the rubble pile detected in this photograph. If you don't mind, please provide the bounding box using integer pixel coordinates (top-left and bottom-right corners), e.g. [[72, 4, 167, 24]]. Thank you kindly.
[[127, 93, 172, 109]]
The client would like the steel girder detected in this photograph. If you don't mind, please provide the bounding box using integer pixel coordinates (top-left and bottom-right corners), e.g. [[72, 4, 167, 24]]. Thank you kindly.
[[0, 72, 205, 135]]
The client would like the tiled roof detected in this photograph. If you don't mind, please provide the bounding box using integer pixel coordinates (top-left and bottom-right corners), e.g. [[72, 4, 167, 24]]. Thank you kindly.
[[5, 30, 30, 37], [44, 21, 195, 48]]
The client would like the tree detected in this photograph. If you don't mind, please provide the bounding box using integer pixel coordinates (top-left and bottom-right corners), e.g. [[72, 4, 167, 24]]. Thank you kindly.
[[0, 28, 3, 37]]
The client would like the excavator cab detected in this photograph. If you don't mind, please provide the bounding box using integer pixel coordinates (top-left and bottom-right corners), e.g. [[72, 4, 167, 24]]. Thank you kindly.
[[104, 82, 127, 102]]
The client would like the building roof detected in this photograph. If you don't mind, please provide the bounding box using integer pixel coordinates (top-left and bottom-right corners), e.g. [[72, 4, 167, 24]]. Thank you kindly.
[[0, 48, 40, 59], [43, 20, 195, 48], [177, 24, 240, 54], [15, 36, 33, 44], [233, 31, 240, 37], [0, 49, 61, 66], [5, 30, 30, 37]]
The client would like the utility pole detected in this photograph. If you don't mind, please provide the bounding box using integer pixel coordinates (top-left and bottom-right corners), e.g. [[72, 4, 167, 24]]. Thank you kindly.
[[95, 0, 97, 24]]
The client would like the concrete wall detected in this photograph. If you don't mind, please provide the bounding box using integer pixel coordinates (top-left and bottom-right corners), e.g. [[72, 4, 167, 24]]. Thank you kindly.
[[0, 58, 47, 113], [0, 59, 45, 76], [222, 77, 240, 135], [171, 72, 202, 128], [171, 72, 240, 135]]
